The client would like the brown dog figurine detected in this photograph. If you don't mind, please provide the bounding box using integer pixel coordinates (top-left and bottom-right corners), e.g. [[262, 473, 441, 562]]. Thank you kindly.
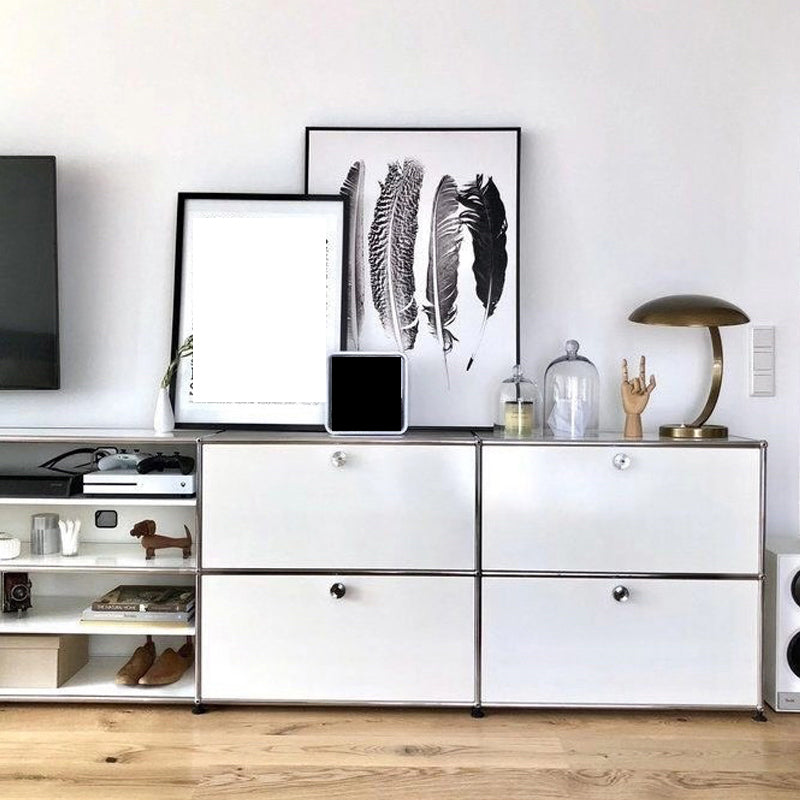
[[130, 519, 192, 560]]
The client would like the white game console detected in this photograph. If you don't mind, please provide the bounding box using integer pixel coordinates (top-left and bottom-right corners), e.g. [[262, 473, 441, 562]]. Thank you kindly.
[[82, 469, 196, 496]]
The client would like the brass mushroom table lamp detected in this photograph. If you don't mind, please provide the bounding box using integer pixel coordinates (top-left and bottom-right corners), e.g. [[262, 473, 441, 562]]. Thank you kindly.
[[628, 294, 749, 439]]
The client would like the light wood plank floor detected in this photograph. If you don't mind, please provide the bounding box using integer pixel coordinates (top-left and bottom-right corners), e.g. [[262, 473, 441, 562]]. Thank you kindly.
[[1, 704, 799, 799]]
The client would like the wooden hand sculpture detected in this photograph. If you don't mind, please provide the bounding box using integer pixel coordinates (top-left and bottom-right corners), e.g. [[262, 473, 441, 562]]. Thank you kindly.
[[621, 356, 656, 439]]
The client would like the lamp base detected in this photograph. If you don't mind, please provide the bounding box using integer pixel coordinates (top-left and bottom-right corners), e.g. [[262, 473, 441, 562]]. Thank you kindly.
[[659, 423, 728, 439]]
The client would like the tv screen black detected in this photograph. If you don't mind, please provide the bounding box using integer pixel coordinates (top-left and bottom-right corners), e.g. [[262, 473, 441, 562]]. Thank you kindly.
[[0, 156, 59, 388]]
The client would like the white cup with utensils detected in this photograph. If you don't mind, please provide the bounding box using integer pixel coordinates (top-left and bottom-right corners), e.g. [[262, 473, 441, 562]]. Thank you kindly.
[[58, 519, 81, 557]]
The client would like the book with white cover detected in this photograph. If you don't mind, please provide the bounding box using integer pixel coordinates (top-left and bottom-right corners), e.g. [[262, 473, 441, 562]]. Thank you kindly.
[[80, 606, 194, 624]]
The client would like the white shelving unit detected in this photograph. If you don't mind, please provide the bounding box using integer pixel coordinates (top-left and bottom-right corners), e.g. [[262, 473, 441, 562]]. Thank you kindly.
[[1, 657, 195, 702], [0, 428, 203, 705], [7, 543, 196, 573], [0, 496, 196, 507], [0, 596, 195, 636]]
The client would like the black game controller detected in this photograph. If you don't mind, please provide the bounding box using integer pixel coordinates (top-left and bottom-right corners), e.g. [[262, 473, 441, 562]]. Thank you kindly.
[[136, 452, 195, 475]]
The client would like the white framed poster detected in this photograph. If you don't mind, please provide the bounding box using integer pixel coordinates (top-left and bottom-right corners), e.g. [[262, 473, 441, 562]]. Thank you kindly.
[[306, 127, 520, 428], [171, 193, 346, 426]]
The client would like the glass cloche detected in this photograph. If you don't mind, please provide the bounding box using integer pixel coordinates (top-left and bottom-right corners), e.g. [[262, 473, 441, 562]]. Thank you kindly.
[[543, 340, 599, 438], [495, 365, 543, 438]]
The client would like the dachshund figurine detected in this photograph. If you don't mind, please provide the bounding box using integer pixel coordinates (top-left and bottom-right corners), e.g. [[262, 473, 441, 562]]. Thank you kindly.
[[130, 519, 192, 560]]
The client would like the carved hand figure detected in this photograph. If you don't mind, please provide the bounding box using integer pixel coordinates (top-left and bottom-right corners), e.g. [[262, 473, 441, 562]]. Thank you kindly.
[[621, 356, 656, 438]]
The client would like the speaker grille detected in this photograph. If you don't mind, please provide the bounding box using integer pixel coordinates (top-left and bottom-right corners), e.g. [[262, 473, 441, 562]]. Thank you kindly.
[[788, 632, 800, 679]]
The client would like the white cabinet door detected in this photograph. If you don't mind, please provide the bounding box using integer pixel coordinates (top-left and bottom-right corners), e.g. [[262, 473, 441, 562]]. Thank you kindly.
[[482, 577, 760, 707], [202, 444, 475, 570], [482, 445, 761, 574], [200, 575, 475, 703]]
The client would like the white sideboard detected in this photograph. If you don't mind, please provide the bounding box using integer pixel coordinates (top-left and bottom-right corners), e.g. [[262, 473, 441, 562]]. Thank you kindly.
[[0, 428, 765, 715], [199, 431, 478, 706], [480, 435, 764, 712], [197, 430, 764, 716]]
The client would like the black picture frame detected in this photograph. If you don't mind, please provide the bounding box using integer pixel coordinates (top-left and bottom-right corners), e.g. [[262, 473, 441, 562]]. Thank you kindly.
[[170, 193, 347, 427], [305, 126, 521, 429]]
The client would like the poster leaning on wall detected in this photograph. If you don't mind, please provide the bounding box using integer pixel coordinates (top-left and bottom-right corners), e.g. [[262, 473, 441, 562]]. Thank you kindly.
[[171, 193, 346, 427], [305, 127, 520, 428]]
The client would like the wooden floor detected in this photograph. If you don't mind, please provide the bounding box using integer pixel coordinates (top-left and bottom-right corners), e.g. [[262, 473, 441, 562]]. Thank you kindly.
[[1, 704, 799, 799]]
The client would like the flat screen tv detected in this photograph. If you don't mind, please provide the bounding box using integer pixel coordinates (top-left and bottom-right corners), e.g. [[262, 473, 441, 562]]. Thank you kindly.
[[0, 156, 59, 388]]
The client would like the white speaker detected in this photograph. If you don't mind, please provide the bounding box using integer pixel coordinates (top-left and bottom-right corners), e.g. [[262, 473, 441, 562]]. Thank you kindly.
[[764, 537, 800, 711]]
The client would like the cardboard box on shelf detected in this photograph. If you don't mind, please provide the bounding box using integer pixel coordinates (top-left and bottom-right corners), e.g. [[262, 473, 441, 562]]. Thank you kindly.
[[0, 634, 89, 688]]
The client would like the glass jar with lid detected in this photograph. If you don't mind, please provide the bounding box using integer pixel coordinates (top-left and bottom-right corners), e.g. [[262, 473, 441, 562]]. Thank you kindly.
[[495, 364, 543, 438], [543, 340, 599, 438]]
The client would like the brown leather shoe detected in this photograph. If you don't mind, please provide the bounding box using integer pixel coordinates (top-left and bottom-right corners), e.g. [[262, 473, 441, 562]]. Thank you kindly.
[[115, 636, 156, 685], [138, 639, 194, 686]]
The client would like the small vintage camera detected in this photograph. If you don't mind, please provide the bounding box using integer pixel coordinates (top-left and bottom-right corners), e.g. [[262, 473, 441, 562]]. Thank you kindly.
[[2, 572, 32, 613]]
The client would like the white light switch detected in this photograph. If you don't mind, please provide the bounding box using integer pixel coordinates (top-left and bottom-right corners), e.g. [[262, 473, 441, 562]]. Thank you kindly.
[[750, 325, 775, 397], [752, 327, 775, 348], [752, 350, 774, 372], [752, 373, 775, 396]]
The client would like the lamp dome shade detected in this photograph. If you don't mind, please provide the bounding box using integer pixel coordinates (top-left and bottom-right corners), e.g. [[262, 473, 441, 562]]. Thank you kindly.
[[628, 294, 750, 327]]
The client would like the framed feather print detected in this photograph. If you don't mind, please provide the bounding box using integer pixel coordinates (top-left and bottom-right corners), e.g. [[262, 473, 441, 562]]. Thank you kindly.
[[171, 193, 346, 426], [305, 127, 520, 428]]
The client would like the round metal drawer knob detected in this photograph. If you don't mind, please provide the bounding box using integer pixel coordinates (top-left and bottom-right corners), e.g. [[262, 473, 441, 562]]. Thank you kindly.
[[331, 451, 347, 467], [330, 582, 346, 599], [612, 453, 631, 471], [612, 585, 630, 603]]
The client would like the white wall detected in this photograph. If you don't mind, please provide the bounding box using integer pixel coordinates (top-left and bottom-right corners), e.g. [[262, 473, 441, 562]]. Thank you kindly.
[[0, 0, 798, 533]]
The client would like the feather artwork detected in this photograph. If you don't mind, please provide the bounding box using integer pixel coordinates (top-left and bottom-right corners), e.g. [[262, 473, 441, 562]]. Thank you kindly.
[[340, 161, 366, 349], [458, 174, 508, 371], [423, 175, 462, 388], [368, 158, 424, 351]]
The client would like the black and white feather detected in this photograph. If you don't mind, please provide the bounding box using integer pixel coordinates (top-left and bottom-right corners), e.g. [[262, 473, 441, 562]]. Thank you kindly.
[[458, 174, 508, 371], [340, 160, 366, 349], [423, 175, 462, 387], [368, 159, 424, 351]]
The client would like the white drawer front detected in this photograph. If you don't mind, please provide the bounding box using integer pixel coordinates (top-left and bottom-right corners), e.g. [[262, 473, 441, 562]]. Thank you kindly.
[[482, 577, 759, 707], [202, 444, 475, 570], [482, 445, 761, 573], [200, 575, 475, 703]]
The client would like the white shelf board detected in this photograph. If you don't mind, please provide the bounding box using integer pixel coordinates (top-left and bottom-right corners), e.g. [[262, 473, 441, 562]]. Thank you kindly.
[[0, 596, 195, 636], [0, 656, 195, 701], [0, 495, 195, 506], [1, 542, 197, 572], [0, 428, 211, 444]]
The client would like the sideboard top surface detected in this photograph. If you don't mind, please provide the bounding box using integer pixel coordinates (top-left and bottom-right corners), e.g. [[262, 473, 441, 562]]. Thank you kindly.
[[0, 427, 215, 444], [478, 431, 765, 448], [201, 429, 479, 445], [0, 427, 765, 449]]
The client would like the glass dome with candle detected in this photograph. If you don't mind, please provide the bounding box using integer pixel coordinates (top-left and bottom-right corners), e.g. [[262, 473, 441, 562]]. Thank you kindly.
[[495, 364, 543, 438]]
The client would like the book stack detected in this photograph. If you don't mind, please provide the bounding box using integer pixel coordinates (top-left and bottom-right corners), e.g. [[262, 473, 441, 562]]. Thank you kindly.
[[81, 585, 195, 624]]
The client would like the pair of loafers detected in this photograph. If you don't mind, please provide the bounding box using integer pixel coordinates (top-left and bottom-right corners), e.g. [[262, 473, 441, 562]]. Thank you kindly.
[[115, 636, 194, 686]]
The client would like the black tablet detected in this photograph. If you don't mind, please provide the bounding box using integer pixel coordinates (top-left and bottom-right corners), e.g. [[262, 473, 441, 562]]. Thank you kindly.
[[326, 352, 408, 435]]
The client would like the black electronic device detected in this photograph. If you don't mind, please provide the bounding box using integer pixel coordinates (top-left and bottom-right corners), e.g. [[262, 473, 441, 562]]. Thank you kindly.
[[0, 470, 81, 498], [0, 156, 60, 388], [326, 352, 408, 435], [136, 452, 195, 475], [2, 572, 32, 613]]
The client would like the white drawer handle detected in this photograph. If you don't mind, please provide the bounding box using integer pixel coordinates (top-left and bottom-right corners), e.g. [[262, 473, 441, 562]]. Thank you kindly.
[[331, 451, 347, 467], [612, 585, 630, 603], [612, 453, 631, 471]]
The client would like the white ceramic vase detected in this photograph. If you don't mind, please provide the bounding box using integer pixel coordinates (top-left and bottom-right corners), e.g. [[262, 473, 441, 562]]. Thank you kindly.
[[154, 386, 175, 434]]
